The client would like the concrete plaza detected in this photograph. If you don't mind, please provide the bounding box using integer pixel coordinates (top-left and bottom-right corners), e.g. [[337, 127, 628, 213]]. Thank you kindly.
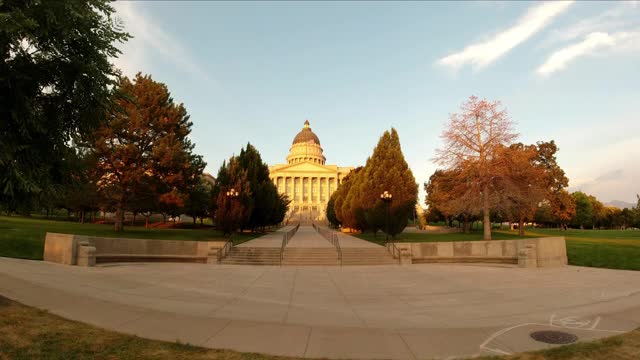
[[1, 254, 639, 359]]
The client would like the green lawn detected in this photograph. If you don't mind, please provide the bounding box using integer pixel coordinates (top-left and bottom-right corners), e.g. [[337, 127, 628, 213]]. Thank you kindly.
[[355, 227, 640, 271], [528, 228, 640, 271], [0, 216, 260, 260]]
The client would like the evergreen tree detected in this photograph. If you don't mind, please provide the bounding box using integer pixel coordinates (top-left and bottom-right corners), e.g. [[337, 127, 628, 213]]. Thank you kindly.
[[361, 129, 418, 237], [333, 167, 363, 230], [326, 193, 340, 228], [334, 129, 418, 238], [237, 143, 288, 230], [214, 143, 289, 233], [214, 158, 251, 236]]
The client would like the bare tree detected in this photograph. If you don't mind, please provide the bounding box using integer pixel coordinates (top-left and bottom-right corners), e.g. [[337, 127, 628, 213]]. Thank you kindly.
[[435, 96, 518, 240]]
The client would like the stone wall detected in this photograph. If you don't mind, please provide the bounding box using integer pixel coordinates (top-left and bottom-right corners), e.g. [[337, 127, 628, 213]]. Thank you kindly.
[[43, 233, 82, 265], [44, 232, 227, 267], [400, 237, 567, 268]]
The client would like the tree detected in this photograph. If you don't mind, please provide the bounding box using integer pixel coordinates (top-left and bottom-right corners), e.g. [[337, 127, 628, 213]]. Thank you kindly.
[[335, 129, 418, 238], [237, 143, 287, 231], [184, 177, 214, 225], [424, 169, 479, 232], [435, 96, 518, 240], [90, 73, 205, 231], [213, 158, 251, 236], [494, 144, 548, 236], [588, 195, 606, 229], [551, 189, 575, 229], [326, 193, 340, 228], [332, 167, 362, 231], [635, 194, 640, 228], [212, 143, 289, 235], [0, 0, 130, 207], [571, 191, 593, 229]]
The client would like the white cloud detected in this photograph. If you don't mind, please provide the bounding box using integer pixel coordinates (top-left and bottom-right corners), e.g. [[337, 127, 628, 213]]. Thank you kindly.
[[111, 2, 208, 79], [438, 1, 574, 70], [537, 31, 640, 76], [544, 1, 640, 46]]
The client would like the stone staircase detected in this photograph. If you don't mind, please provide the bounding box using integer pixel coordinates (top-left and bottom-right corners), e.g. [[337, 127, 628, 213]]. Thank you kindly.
[[221, 247, 281, 265], [282, 248, 340, 266], [341, 247, 398, 265]]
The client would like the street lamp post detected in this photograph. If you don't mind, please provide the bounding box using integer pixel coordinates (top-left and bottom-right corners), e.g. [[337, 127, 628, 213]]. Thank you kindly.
[[380, 190, 393, 243], [225, 188, 239, 238]]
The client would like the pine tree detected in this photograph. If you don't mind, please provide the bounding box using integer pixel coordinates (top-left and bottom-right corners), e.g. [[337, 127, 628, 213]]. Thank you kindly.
[[335, 129, 418, 238], [214, 158, 251, 236], [214, 143, 289, 234], [333, 167, 363, 230]]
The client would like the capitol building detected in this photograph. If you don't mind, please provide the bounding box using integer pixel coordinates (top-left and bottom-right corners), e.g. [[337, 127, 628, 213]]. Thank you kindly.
[[269, 120, 353, 222]]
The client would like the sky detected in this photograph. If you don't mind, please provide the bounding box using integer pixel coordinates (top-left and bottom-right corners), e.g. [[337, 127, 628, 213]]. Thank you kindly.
[[112, 1, 640, 205]]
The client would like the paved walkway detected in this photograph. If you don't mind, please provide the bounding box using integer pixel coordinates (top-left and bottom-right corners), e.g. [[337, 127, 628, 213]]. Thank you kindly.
[[1, 257, 639, 359], [238, 225, 381, 249], [286, 226, 333, 248], [236, 226, 294, 248]]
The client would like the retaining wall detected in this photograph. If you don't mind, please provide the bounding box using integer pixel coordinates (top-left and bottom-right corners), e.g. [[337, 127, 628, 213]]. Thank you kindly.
[[393, 237, 567, 268], [43, 232, 226, 266]]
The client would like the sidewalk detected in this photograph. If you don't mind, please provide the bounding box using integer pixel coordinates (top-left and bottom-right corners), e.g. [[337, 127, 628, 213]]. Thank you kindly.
[[236, 226, 293, 248], [1, 257, 639, 359]]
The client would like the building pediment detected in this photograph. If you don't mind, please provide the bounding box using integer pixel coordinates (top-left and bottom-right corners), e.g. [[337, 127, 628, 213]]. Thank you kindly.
[[271, 161, 337, 174]]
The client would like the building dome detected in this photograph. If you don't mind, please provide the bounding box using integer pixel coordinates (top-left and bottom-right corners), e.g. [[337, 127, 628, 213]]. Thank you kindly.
[[292, 120, 321, 145], [287, 120, 326, 165]]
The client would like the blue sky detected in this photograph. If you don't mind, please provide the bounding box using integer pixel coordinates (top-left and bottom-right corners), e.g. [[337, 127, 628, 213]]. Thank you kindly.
[[113, 1, 640, 204]]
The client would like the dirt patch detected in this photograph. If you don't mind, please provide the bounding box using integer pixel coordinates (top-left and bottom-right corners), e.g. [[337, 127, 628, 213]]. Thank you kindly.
[[0, 295, 10, 308]]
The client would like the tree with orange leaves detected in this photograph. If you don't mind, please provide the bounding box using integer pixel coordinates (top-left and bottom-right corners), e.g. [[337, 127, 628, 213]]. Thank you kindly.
[[435, 96, 518, 240], [493, 143, 548, 236], [89, 73, 205, 231]]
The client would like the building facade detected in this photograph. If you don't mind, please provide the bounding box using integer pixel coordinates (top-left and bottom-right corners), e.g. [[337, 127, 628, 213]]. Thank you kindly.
[[269, 120, 353, 222]]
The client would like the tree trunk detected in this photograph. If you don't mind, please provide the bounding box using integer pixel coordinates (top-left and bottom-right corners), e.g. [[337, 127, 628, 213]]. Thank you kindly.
[[518, 215, 525, 236], [144, 216, 150, 229], [463, 216, 470, 234], [131, 213, 137, 226], [80, 211, 85, 224], [193, 216, 196, 225], [114, 204, 125, 231], [482, 187, 491, 240], [200, 217, 203, 225]]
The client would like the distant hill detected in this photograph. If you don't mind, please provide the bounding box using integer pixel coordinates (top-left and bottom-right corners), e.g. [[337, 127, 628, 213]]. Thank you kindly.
[[606, 200, 636, 209]]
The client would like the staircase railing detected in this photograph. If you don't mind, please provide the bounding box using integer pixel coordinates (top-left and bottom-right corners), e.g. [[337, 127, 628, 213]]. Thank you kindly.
[[313, 223, 342, 265], [280, 223, 300, 265], [387, 241, 402, 265], [217, 238, 233, 263]]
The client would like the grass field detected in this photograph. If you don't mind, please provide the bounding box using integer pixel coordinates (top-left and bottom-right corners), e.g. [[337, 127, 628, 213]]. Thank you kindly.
[[0, 295, 638, 360], [355, 227, 640, 271], [0, 216, 261, 260]]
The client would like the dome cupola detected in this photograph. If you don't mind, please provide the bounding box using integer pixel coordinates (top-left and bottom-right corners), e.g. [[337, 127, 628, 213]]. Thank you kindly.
[[292, 120, 321, 145], [287, 120, 326, 165]]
